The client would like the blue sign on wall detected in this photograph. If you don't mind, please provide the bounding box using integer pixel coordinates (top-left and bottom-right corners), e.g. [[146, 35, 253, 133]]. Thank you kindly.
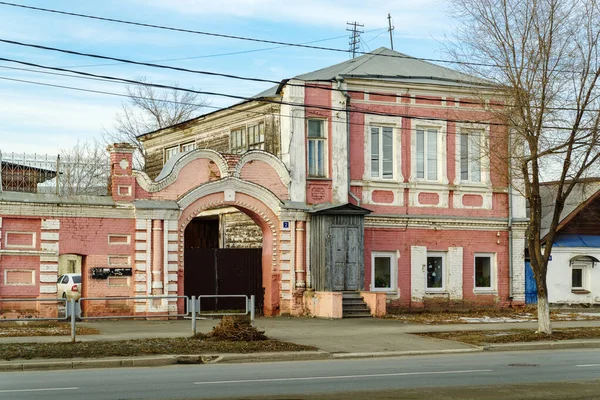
[[282, 221, 290, 229]]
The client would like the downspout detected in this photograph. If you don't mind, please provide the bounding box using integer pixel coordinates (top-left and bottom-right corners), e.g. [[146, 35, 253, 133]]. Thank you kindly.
[[336, 75, 361, 206], [508, 129, 514, 300]]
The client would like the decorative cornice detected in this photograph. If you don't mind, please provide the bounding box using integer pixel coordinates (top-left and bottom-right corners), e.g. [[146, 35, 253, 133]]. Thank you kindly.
[[177, 177, 283, 215], [133, 149, 229, 193], [365, 215, 513, 230], [233, 150, 292, 187]]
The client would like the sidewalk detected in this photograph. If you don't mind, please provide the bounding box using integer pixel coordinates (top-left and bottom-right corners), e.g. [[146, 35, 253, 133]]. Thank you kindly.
[[2, 317, 600, 371]]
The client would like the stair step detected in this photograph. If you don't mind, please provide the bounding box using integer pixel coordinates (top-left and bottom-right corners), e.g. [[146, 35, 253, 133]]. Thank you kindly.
[[343, 312, 372, 318]]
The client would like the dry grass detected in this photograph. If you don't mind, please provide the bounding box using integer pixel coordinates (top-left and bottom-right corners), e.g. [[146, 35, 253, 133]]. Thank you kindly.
[[0, 321, 98, 337], [0, 337, 316, 360], [387, 306, 600, 325], [417, 327, 600, 345]]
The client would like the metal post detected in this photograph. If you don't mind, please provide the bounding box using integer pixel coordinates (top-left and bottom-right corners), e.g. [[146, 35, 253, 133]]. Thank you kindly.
[[191, 295, 197, 336], [250, 295, 255, 322], [70, 299, 76, 343], [55, 154, 61, 195], [0, 150, 3, 193]]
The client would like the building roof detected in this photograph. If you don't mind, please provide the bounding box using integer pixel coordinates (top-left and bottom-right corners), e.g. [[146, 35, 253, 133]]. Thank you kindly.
[[138, 47, 486, 140], [539, 180, 600, 239], [293, 47, 485, 87]]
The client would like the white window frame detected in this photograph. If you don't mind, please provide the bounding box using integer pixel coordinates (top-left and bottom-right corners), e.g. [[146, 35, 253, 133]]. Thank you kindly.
[[455, 123, 491, 186], [425, 251, 446, 292], [230, 126, 247, 154], [371, 251, 397, 291], [307, 118, 328, 178], [410, 119, 448, 184], [473, 253, 496, 292], [571, 262, 590, 291], [247, 122, 266, 150], [164, 146, 179, 162], [181, 142, 196, 152]]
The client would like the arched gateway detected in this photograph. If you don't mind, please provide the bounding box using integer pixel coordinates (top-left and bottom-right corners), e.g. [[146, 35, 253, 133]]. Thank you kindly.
[[108, 144, 303, 316]]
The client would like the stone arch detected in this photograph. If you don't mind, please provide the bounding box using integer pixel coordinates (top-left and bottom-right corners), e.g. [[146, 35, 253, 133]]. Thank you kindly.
[[134, 149, 229, 193], [234, 150, 292, 187], [177, 178, 283, 316]]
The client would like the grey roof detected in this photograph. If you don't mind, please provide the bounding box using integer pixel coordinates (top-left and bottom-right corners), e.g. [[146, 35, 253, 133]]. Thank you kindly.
[[250, 84, 280, 99], [540, 180, 600, 239], [293, 47, 486, 87]]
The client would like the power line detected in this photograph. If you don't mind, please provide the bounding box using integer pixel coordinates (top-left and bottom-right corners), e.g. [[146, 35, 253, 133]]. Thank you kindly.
[[1, 45, 598, 115], [0, 0, 566, 72], [0, 55, 591, 132]]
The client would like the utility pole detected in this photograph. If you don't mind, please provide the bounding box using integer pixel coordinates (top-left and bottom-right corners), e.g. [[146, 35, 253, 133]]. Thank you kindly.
[[346, 21, 364, 58], [387, 13, 395, 50]]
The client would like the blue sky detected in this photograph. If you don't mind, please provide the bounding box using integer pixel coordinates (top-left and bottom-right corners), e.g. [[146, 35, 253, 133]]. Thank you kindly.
[[0, 0, 454, 155]]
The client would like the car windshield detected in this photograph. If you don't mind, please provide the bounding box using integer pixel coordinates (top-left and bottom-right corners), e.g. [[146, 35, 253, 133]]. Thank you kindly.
[[72, 275, 81, 283]]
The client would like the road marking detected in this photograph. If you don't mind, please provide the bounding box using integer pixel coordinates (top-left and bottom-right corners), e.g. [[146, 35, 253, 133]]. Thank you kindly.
[[194, 369, 493, 385], [0, 387, 79, 393], [576, 364, 600, 368]]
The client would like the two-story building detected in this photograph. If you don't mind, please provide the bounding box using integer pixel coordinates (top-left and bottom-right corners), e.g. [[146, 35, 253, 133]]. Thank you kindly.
[[0, 47, 527, 318]]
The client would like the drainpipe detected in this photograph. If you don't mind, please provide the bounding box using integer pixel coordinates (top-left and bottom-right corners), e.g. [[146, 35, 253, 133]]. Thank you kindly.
[[508, 129, 514, 300], [336, 75, 361, 206]]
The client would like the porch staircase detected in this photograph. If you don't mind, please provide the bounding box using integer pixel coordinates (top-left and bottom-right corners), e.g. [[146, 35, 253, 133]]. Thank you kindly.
[[342, 292, 372, 318]]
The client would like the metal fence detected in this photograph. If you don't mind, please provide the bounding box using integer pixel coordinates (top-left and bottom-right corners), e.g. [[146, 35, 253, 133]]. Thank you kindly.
[[0, 295, 256, 342], [0, 150, 110, 195]]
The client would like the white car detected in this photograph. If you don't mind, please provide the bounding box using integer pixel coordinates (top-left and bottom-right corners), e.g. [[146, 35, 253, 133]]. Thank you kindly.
[[57, 274, 81, 300]]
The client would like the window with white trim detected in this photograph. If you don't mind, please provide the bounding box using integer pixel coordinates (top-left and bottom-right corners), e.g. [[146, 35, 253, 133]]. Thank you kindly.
[[370, 126, 394, 180], [372, 252, 396, 291], [308, 119, 326, 177], [230, 127, 246, 154], [571, 262, 590, 290], [474, 253, 495, 290], [460, 130, 482, 183], [248, 122, 265, 150], [426, 252, 445, 290], [181, 142, 196, 152], [165, 146, 179, 162], [416, 127, 438, 180]]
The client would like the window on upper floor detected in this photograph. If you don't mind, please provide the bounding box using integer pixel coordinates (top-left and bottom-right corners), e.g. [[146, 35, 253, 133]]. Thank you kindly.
[[460, 130, 482, 183], [416, 127, 438, 181], [181, 142, 196, 152], [248, 122, 265, 150], [370, 126, 394, 180], [230, 127, 246, 154], [308, 119, 326, 177], [165, 146, 179, 162]]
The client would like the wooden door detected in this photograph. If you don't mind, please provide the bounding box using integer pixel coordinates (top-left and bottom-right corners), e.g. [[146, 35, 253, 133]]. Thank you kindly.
[[345, 227, 360, 291], [331, 227, 347, 291]]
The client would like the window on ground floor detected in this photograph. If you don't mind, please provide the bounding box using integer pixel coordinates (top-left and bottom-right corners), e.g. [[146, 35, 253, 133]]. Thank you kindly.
[[426, 252, 445, 290], [474, 253, 495, 291], [372, 252, 396, 291], [571, 262, 590, 291]]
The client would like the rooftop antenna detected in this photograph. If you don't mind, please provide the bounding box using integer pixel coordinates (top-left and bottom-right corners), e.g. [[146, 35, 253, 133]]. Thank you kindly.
[[346, 21, 364, 58], [387, 13, 395, 50]]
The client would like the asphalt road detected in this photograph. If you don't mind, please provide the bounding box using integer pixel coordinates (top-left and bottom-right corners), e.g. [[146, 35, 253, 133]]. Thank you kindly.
[[1, 349, 600, 400]]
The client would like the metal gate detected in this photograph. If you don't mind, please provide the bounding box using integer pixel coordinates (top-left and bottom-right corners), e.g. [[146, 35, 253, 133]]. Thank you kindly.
[[525, 261, 538, 304], [184, 248, 263, 312]]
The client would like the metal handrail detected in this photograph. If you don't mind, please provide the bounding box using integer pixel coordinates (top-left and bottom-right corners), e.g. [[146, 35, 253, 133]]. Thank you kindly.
[[0, 297, 68, 321], [78, 295, 190, 320]]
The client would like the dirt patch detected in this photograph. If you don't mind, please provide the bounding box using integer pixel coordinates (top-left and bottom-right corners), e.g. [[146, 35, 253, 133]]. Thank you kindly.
[[386, 307, 600, 325], [0, 337, 316, 360], [0, 321, 98, 337], [417, 327, 600, 345]]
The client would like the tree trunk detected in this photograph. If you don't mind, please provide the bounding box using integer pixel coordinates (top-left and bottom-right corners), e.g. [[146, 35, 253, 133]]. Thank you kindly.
[[537, 289, 552, 334]]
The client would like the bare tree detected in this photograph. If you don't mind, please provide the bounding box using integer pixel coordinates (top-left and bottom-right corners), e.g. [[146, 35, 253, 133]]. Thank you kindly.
[[58, 140, 110, 196], [104, 77, 207, 169], [447, 0, 600, 333]]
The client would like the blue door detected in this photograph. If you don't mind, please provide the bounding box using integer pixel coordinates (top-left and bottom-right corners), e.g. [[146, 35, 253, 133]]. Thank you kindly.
[[525, 261, 538, 304]]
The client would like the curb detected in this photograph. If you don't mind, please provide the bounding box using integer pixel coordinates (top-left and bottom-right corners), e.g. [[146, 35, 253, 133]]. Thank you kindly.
[[331, 347, 482, 359], [0, 356, 178, 371], [483, 339, 600, 352]]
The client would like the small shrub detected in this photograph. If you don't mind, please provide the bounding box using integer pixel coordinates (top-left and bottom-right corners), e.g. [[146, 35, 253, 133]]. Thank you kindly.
[[209, 316, 267, 341]]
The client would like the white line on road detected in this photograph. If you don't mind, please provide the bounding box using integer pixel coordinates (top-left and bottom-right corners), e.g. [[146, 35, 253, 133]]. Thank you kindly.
[[194, 369, 494, 385], [0, 387, 79, 393], [576, 364, 600, 368]]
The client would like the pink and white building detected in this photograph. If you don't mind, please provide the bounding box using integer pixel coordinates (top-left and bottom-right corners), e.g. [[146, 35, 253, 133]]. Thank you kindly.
[[0, 48, 527, 318]]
